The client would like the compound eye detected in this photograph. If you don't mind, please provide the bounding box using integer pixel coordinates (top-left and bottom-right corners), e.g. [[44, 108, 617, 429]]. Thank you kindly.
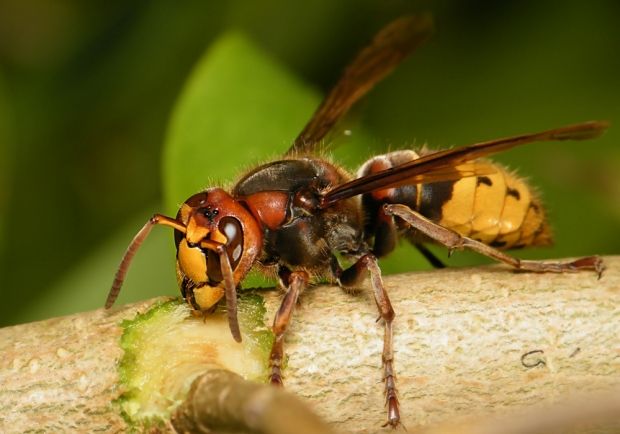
[[218, 217, 244, 267]]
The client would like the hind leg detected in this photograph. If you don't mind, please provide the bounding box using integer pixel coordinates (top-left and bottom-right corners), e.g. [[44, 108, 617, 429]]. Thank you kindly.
[[385, 203, 604, 276], [339, 254, 401, 428]]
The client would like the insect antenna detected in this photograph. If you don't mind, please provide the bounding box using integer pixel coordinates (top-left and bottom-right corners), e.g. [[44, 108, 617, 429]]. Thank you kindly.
[[105, 214, 186, 309], [200, 239, 242, 342]]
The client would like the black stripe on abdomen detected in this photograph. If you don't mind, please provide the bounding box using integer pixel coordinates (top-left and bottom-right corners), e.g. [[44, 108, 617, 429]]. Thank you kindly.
[[418, 181, 455, 222]]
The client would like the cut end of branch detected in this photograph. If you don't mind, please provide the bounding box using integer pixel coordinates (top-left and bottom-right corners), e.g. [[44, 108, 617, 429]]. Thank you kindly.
[[116, 297, 272, 429]]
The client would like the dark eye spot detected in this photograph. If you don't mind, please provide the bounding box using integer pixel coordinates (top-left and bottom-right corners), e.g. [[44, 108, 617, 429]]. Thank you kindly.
[[200, 207, 219, 221]]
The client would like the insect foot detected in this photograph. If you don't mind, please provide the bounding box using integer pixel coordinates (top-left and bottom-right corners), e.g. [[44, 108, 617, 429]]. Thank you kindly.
[[383, 359, 401, 428]]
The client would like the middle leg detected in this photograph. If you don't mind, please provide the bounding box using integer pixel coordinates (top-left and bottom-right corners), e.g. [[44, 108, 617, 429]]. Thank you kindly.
[[339, 254, 400, 428], [269, 267, 308, 386]]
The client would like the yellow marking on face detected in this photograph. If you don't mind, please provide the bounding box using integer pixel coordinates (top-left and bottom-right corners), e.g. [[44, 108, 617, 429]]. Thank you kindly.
[[470, 169, 506, 243], [210, 229, 227, 245], [179, 204, 192, 225], [178, 239, 208, 283], [186, 216, 210, 245], [439, 176, 475, 236], [193, 284, 225, 310]]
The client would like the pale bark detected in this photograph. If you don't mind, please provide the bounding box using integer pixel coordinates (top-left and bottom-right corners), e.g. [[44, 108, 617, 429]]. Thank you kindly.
[[1, 256, 619, 433]]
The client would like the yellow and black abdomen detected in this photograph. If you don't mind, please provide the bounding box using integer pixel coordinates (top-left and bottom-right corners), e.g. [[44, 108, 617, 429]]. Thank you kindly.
[[359, 150, 552, 251], [434, 162, 551, 248]]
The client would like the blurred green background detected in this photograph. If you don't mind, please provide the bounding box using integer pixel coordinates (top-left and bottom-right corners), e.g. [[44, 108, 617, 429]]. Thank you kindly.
[[0, 1, 618, 327]]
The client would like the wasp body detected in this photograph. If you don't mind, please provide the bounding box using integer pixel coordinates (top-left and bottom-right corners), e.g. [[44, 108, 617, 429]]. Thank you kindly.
[[360, 150, 551, 255], [107, 15, 607, 427]]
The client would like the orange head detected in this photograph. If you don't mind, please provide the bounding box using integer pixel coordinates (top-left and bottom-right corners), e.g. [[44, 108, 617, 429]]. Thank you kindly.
[[106, 187, 263, 342]]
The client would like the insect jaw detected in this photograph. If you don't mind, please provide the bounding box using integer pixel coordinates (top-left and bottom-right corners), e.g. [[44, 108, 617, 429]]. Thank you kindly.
[[176, 206, 246, 343]]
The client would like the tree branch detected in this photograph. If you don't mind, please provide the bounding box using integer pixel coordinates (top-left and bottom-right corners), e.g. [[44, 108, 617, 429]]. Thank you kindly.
[[1, 256, 618, 433], [171, 369, 337, 434]]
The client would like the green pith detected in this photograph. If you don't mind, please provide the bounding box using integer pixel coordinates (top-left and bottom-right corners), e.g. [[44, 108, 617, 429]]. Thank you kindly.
[[116, 296, 273, 428]]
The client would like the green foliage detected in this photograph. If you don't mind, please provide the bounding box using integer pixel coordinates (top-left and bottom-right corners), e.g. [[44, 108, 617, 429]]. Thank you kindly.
[[163, 32, 319, 212], [17, 209, 177, 324], [0, 73, 9, 259]]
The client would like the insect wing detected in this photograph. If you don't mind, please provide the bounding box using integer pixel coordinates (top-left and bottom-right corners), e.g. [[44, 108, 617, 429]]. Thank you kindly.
[[320, 121, 609, 208], [385, 162, 497, 188], [285, 14, 433, 156]]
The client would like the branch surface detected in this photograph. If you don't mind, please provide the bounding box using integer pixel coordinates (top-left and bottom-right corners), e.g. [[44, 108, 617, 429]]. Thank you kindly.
[[0, 256, 618, 433], [280, 257, 620, 432]]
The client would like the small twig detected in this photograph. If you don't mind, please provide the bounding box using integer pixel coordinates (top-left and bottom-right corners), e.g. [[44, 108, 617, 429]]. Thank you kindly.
[[171, 369, 337, 434]]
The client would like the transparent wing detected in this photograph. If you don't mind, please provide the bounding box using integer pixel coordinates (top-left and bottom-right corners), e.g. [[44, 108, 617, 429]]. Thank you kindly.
[[320, 121, 609, 208], [285, 14, 433, 156]]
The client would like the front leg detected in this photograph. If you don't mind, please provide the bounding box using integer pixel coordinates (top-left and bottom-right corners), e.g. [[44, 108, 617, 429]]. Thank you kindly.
[[269, 267, 308, 386], [385, 203, 604, 276], [339, 254, 400, 428]]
